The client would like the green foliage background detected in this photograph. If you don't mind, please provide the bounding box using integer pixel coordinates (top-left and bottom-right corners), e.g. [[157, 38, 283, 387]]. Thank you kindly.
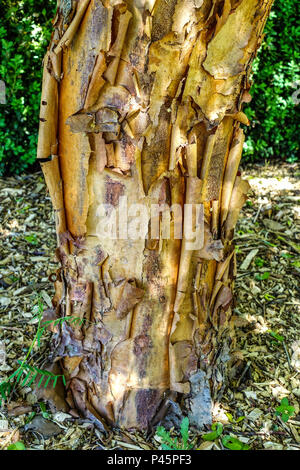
[[0, 0, 56, 175], [0, 0, 299, 175], [243, 0, 300, 163]]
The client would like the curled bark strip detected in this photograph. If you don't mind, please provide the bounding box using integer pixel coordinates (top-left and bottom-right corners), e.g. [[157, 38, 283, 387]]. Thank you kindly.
[[41, 157, 64, 212], [203, 0, 264, 80], [36, 362, 68, 412], [54, 0, 92, 54], [224, 176, 251, 240], [215, 250, 234, 282], [209, 251, 234, 309], [66, 108, 119, 134], [170, 341, 197, 394], [37, 53, 58, 159], [186, 141, 198, 177], [84, 52, 107, 109], [173, 177, 203, 314], [104, 10, 132, 85], [94, 132, 107, 174], [201, 118, 234, 202], [115, 280, 145, 320], [214, 0, 231, 36], [49, 28, 62, 81], [211, 285, 233, 331], [169, 123, 181, 171], [66, 112, 95, 133], [200, 134, 216, 194], [109, 10, 132, 58], [226, 111, 250, 126], [116, 60, 136, 95], [241, 89, 252, 104], [41, 156, 68, 252], [58, 0, 110, 237], [70, 378, 108, 432], [220, 127, 245, 227], [197, 224, 224, 262], [211, 199, 219, 238]]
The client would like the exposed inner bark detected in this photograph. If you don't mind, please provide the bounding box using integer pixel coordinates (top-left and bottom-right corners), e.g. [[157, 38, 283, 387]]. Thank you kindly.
[[38, 0, 273, 430]]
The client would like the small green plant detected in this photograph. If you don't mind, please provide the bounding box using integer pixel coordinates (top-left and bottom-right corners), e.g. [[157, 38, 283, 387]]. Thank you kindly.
[[39, 402, 50, 419], [280, 252, 293, 259], [24, 234, 38, 245], [201, 423, 249, 449], [264, 293, 275, 301], [0, 298, 66, 405], [16, 205, 31, 214], [268, 330, 284, 342], [0, 381, 11, 404], [202, 422, 223, 441], [263, 240, 276, 248], [155, 417, 193, 450], [41, 315, 87, 329], [0, 296, 96, 406], [16, 361, 66, 389], [25, 411, 36, 424], [275, 398, 295, 423], [35, 314, 87, 346], [255, 257, 265, 267], [235, 245, 241, 254], [225, 413, 245, 425], [277, 236, 300, 254], [6, 441, 26, 451], [268, 330, 284, 346], [255, 272, 270, 281], [222, 435, 250, 450]]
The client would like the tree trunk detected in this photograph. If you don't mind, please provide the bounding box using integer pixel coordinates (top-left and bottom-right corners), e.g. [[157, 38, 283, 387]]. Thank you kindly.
[[38, 0, 273, 430]]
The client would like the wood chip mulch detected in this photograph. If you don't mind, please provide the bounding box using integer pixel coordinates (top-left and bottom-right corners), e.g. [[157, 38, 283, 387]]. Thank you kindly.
[[0, 162, 299, 450]]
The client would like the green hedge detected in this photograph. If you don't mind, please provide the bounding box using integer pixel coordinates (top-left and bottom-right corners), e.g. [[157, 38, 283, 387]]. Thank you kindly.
[[0, 0, 299, 175], [0, 0, 56, 175], [243, 0, 300, 163]]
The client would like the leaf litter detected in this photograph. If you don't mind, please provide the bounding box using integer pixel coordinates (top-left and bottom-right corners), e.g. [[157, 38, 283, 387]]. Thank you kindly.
[[0, 162, 299, 450]]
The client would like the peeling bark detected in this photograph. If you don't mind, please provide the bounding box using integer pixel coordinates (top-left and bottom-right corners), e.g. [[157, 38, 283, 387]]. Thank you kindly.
[[38, 0, 274, 430]]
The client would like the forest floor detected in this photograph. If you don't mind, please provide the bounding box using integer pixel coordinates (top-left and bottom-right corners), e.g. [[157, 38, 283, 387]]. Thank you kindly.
[[0, 162, 299, 451]]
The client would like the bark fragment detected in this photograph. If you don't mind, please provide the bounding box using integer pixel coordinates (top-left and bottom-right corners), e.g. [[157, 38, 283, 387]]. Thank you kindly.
[[37, 53, 58, 159]]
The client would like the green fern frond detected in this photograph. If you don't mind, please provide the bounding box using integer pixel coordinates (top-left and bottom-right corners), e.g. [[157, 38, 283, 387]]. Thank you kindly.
[[0, 381, 11, 406], [156, 426, 179, 450], [18, 361, 65, 390], [0, 297, 67, 407], [41, 315, 88, 330], [156, 417, 192, 450], [0, 361, 66, 405]]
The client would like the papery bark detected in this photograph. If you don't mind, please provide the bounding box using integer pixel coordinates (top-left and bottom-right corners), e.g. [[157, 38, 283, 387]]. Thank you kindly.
[[38, 0, 273, 430]]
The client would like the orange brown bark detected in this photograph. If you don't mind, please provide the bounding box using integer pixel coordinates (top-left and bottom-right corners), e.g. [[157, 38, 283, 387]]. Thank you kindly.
[[38, 0, 273, 430]]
